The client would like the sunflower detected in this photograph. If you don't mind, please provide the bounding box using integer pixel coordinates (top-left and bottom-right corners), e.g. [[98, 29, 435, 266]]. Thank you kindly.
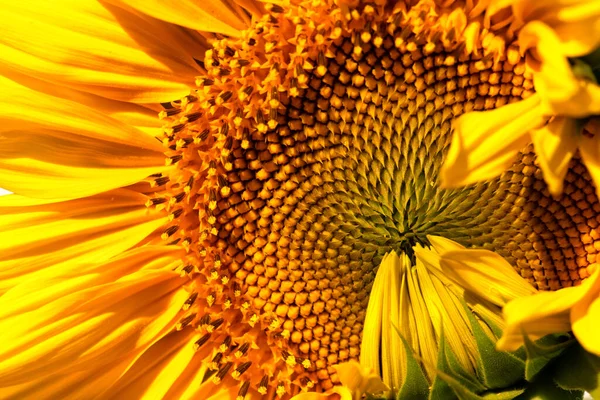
[[1, 0, 600, 398]]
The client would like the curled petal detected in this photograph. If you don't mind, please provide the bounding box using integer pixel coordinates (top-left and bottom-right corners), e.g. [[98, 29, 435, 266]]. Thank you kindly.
[[520, 21, 600, 117], [579, 132, 600, 198], [514, 0, 600, 57], [498, 268, 600, 351], [440, 94, 546, 188], [334, 360, 386, 400], [437, 247, 538, 307], [360, 252, 405, 388], [531, 116, 580, 196], [572, 292, 600, 356]]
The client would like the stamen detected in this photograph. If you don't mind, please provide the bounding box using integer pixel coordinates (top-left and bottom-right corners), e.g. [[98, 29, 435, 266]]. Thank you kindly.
[[198, 314, 211, 327], [232, 361, 252, 379], [182, 292, 198, 310], [258, 375, 269, 395], [176, 313, 196, 331], [235, 342, 250, 358], [211, 352, 223, 370], [218, 335, 232, 352], [153, 176, 170, 187], [161, 225, 178, 239], [147, 197, 167, 206], [194, 333, 211, 351], [210, 318, 225, 331], [212, 362, 233, 384]]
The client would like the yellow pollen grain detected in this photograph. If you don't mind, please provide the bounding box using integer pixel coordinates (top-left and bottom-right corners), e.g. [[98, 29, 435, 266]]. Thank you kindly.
[[276, 384, 286, 397]]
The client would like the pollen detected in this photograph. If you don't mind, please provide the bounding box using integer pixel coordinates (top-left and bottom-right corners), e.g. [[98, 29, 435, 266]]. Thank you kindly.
[[147, 0, 600, 395]]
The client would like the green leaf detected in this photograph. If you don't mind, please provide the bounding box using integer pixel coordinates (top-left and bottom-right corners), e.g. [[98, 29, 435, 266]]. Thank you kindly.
[[466, 306, 525, 389], [554, 343, 600, 398], [522, 332, 575, 382], [396, 333, 430, 400]]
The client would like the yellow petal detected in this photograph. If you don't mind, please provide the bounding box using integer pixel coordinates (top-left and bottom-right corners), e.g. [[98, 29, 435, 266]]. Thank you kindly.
[[0, 246, 181, 319], [399, 263, 419, 370], [427, 235, 466, 253], [359, 255, 386, 375], [0, 189, 167, 293], [483, 0, 519, 17], [101, 329, 203, 399], [0, 355, 139, 400], [514, 0, 600, 57], [105, 0, 251, 36], [381, 253, 406, 389], [0, 266, 188, 386], [498, 268, 600, 351], [0, 76, 168, 199], [571, 290, 600, 355], [406, 265, 438, 380], [415, 254, 476, 373], [440, 94, 546, 188], [3, 68, 163, 139], [234, 0, 267, 20], [360, 252, 400, 381], [0, 0, 200, 103], [580, 135, 600, 197], [438, 248, 538, 306], [0, 147, 165, 201], [520, 21, 600, 117], [0, 76, 162, 151], [530, 116, 580, 196], [290, 387, 353, 400], [334, 360, 387, 400], [358, 252, 403, 393]]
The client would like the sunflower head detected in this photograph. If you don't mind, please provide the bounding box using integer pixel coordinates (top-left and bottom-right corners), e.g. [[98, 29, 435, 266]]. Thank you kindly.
[[148, 0, 538, 392]]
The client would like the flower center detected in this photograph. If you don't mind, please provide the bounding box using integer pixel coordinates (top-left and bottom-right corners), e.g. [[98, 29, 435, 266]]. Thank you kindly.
[[151, 0, 600, 395]]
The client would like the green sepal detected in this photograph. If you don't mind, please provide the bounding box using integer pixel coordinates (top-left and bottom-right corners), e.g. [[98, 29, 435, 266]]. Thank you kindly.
[[465, 305, 525, 389], [522, 332, 574, 382], [429, 366, 524, 400], [480, 389, 526, 399], [554, 342, 600, 398], [396, 332, 430, 400], [515, 370, 584, 400], [572, 57, 599, 84], [427, 325, 525, 400], [472, 306, 504, 340], [429, 332, 487, 400]]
